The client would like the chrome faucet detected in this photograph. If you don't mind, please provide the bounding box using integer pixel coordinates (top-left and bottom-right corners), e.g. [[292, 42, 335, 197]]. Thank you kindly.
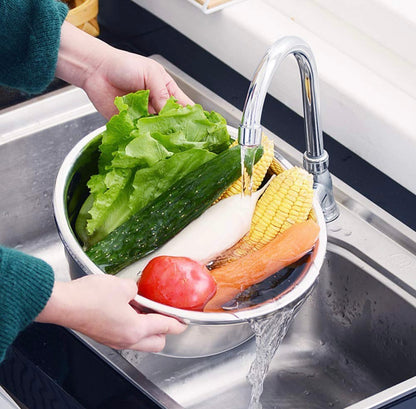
[[239, 36, 339, 223]]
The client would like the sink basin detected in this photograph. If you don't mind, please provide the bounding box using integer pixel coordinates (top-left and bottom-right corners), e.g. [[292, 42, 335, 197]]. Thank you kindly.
[[119, 231, 416, 409], [1, 56, 416, 409]]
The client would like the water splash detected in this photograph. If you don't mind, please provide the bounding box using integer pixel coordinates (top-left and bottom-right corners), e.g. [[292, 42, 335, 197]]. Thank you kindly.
[[247, 300, 304, 409]]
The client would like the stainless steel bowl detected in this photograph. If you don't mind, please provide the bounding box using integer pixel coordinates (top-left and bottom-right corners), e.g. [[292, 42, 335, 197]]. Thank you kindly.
[[53, 126, 327, 358]]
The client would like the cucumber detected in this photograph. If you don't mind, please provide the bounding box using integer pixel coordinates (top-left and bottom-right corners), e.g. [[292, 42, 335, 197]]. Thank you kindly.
[[86, 145, 263, 274]]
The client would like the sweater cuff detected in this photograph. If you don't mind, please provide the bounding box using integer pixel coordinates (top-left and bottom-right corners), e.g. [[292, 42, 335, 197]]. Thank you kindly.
[[0, 0, 69, 94], [0, 247, 55, 362], [29, 1, 70, 94]]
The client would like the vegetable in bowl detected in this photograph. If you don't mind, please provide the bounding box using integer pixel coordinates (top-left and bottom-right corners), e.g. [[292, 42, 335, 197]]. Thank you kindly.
[[75, 90, 232, 248], [53, 92, 327, 356], [138, 256, 217, 311], [72, 89, 320, 313], [85, 144, 262, 275]]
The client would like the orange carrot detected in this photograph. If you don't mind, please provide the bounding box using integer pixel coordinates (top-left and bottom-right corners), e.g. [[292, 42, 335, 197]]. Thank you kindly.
[[204, 219, 320, 312]]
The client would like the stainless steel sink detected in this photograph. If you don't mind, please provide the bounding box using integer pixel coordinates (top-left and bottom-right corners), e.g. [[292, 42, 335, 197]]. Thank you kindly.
[[1, 56, 416, 409], [119, 231, 416, 409]]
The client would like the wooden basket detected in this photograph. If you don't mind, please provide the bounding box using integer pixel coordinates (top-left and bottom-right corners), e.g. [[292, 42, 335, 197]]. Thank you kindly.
[[66, 0, 99, 37]]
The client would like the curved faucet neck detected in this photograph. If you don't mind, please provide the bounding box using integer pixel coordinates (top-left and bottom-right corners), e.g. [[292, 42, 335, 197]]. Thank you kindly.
[[239, 36, 339, 222]]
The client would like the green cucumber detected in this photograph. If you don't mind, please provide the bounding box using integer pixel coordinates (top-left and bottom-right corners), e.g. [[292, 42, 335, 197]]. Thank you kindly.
[[86, 145, 263, 274]]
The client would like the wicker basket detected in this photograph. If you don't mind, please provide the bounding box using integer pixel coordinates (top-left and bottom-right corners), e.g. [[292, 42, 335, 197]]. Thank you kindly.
[[66, 0, 99, 37]]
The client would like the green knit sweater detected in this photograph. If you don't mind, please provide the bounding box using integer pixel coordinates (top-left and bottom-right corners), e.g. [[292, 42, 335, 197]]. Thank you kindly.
[[0, 246, 55, 362], [0, 0, 68, 362], [0, 0, 68, 94]]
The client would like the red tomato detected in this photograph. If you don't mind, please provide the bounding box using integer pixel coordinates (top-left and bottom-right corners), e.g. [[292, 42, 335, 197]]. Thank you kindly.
[[137, 256, 217, 311]]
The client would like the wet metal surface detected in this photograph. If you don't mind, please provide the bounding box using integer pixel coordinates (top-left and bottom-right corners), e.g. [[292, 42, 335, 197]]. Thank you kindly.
[[1, 57, 416, 409]]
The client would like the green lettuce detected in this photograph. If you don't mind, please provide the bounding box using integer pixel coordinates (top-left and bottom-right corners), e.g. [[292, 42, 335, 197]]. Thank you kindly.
[[128, 148, 216, 215], [75, 90, 231, 248]]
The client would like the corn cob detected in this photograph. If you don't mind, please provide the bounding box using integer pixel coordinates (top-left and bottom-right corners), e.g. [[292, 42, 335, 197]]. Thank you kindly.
[[211, 166, 314, 267], [217, 133, 274, 200], [269, 156, 285, 175], [308, 208, 317, 222]]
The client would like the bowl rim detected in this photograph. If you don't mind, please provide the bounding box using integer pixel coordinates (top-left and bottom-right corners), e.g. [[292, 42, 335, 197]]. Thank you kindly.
[[53, 125, 327, 325]]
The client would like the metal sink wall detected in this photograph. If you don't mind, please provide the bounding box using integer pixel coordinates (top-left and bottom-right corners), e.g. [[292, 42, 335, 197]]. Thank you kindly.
[[1, 56, 416, 409], [120, 237, 416, 409]]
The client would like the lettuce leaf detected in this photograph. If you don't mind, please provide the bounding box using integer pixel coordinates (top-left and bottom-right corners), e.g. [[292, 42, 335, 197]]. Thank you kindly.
[[75, 90, 231, 248], [137, 100, 230, 153], [111, 131, 173, 169], [114, 91, 149, 120], [128, 148, 216, 216]]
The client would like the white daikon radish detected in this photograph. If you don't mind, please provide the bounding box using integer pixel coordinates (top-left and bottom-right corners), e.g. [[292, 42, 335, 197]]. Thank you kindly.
[[116, 178, 273, 281]]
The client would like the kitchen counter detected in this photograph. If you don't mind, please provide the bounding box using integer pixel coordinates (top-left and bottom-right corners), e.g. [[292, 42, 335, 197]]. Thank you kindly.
[[131, 0, 416, 196]]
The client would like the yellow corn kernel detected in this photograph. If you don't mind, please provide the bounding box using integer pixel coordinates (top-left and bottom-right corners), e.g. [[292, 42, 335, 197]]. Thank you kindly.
[[218, 133, 275, 200], [269, 157, 285, 175], [214, 166, 314, 266]]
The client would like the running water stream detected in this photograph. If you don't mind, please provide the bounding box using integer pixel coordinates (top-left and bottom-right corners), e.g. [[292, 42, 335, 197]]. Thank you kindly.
[[240, 145, 306, 408], [247, 300, 305, 409], [241, 145, 257, 196]]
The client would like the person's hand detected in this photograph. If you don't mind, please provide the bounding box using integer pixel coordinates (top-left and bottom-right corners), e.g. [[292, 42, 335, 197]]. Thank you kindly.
[[35, 275, 187, 352], [56, 22, 193, 119], [82, 49, 193, 118]]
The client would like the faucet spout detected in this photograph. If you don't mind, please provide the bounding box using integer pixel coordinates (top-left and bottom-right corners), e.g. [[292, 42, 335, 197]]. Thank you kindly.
[[239, 36, 339, 223]]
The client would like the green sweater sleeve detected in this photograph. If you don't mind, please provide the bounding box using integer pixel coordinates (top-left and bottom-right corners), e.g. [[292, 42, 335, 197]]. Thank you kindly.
[[0, 0, 68, 94], [0, 246, 55, 362]]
